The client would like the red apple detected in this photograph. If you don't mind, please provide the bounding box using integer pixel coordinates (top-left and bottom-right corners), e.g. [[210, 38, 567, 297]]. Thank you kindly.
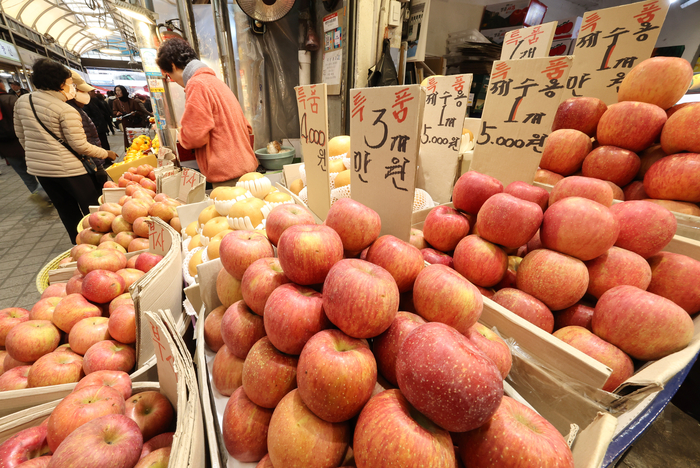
[[241, 257, 290, 315], [267, 390, 350, 468], [539, 129, 593, 176], [219, 231, 274, 280], [78, 228, 103, 246], [412, 264, 482, 334], [643, 153, 700, 203], [476, 193, 543, 249], [396, 322, 503, 432], [53, 294, 102, 333], [122, 199, 151, 224], [74, 370, 132, 400], [212, 344, 244, 396], [89, 211, 116, 233], [353, 389, 455, 468], [647, 252, 700, 314], [492, 288, 554, 332], [618, 57, 693, 110], [47, 384, 126, 451], [504, 181, 549, 210], [81, 270, 126, 304], [140, 432, 174, 459], [77, 249, 127, 275], [372, 312, 426, 386], [134, 252, 163, 273], [325, 198, 381, 252], [221, 300, 266, 359], [65, 275, 84, 295], [0, 365, 30, 390], [593, 285, 694, 361], [116, 268, 144, 289], [551, 96, 607, 137], [5, 320, 61, 363], [204, 305, 226, 352], [452, 171, 503, 215], [4, 353, 30, 372], [534, 169, 564, 186], [125, 391, 174, 442], [29, 298, 61, 322], [597, 101, 667, 153], [71, 244, 97, 261], [582, 146, 641, 187], [128, 238, 150, 253], [0, 307, 29, 347], [132, 217, 150, 238], [623, 181, 647, 201], [242, 337, 298, 408], [109, 293, 133, 315], [456, 396, 574, 468], [41, 283, 68, 300], [420, 248, 453, 267], [422, 205, 470, 252], [365, 235, 424, 293], [322, 259, 399, 339], [297, 329, 377, 422], [28, 350, 84, 387], [409, 228, 428, 250], [148, 202, 176, 223], [48, 414, 142, 468], [134, 447, 169, 468], [585, 246, 651, 299], [83, 340, 135, 374], [554, 326, 634, 392], [541, 197, 619, 261], [516, 249, 589, 310], [112, 216, 133, 235], [277, 225, 344, 285], [453, 235, 508, 288], [643, 198, 700, 216], [465, 322, 512, 379], [610, 200, 677, 258], [222, 387, 273, 462], [69, 316, 111, 355], [0, 425, 50, 468], [263, 284, 330, 355], [216, 268, 243, 308], [661, 105, 700, 154], [554, 303, 594, 331]]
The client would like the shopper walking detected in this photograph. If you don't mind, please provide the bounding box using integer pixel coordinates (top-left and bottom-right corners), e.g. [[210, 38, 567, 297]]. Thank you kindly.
[[9, 81, 29, 97], [156, 38, 257, 187], [14, 58, 117, 243], [0, 82, 51, 207], [83, 88, 111, 151], [97, 92, 116, 135], [112, 85, 152, 149]]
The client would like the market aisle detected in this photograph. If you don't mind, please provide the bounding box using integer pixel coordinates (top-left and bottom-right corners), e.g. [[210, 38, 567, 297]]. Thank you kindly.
[[0, 165, 73, 310]]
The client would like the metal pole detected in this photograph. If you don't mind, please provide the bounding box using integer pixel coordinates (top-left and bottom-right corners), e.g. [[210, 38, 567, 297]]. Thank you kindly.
[[211, 0, 239, 97], [0, 6, 32, 90], [177, 0, 199, 56]]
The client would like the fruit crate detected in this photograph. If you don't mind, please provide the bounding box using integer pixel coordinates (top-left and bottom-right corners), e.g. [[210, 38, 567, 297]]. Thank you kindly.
[[35, 249, 72, 294], [106, 153, 158, 182]]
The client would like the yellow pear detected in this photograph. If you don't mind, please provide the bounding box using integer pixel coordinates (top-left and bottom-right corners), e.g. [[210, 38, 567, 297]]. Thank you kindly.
[[212, 229, 234, 241], [185, 221, 199, 237], [329, 135, 350, 157], [335, 170, 351, 188], [290, 179, 304, 195], [202, 217, 230, 238], [239, 172, 264, 182], [229, 198, 266, 228], [188, 249, 204, 277], [207, 239, 222, 260], [189, 234, 203, 249], [210, 186, 249, 201], [198, 205, 219, 226], [265, 192, 293, 203], [328, 158, 346, 173]]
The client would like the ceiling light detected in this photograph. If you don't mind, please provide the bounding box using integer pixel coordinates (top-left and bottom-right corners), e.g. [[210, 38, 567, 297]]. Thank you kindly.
[[100, 48, 123, 55], [680, 0, 698, 7], [87, 27, 115, 37], [114, 1, 156, 25]]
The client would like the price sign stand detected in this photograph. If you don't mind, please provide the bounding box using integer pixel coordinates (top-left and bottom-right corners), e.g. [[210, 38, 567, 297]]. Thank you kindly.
[[295, 84, 332, 220], [417, 75, 472, 204], [501, 22, 558, 60], [471, 57, 574, 186], [350, 85, 425, 241], [566, 0, 669, 104], [178, 168, 206, 204]]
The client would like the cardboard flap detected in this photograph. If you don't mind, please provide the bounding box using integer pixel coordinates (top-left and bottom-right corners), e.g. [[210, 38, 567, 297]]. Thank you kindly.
[[179, 168, 207, 204], [197, 258, 224, 313], [103, 187, 126, 204], [184, 283, 203, 317], [572, 412, 618, 468], [282, 162, 303, 187], [176, 199, 212, 233], [144, 310, 180, 411]]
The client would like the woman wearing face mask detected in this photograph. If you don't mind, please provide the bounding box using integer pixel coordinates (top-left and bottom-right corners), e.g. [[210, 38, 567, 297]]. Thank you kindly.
[[13, 59, 118, 244], [112, 84, 152, 150]]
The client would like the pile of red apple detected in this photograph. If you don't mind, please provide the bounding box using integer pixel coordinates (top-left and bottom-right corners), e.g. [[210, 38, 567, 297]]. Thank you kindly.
[[535, 56, 700, 217], [418, 167, 699, 393], [0, 249, 163, 391], [0, 373, 175, 468], [202, 201, 574, 467]]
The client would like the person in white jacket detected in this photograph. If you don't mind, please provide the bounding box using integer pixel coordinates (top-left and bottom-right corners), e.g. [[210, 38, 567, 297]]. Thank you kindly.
[[14, 59, 117, 243]]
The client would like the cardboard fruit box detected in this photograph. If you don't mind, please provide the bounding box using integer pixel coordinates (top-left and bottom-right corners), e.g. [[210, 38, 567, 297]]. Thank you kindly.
[[105, 153, 158, 182]]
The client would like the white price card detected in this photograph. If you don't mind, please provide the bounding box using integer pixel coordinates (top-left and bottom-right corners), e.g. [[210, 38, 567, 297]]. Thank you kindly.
[[178, 167, 206, 203], [295, 84, 332, 219], [501, 22, 558, 60], [350, 85, 425, 241], [471, 56, 574, 186], [144, 312, 179, 411], [148, 218, 172, 257]]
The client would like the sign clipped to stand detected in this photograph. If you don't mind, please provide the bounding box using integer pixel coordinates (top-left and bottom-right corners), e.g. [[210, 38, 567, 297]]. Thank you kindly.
[[178, 167, 207, 203], [148, 218, 173, 256], [565, 0, 669, 104], [350, 85, 425, 241], [501, 22, 558, 60], [416, 74, 472, 204], [471, 56, 573, 186], [295, 84, 332, 219]]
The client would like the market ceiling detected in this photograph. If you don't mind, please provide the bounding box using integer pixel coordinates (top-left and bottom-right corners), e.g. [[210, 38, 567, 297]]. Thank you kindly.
[[0, 0, 137, 57]]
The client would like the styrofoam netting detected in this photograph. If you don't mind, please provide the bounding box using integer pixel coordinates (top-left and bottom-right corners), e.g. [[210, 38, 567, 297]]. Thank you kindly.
[[299, 186, 308, 204], [182, 246, 204, 286], [299, 164, 307, 185], [236, 176, 272, 199], [331, 185, 352, 205], [414, 188, 436, 212], [212, 190, 254, 216]]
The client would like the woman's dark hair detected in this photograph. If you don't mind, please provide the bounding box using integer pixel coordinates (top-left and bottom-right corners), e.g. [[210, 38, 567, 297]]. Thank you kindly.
[[31, 58, 71, 91], [156, 38, 198, 73], [114, 85, 129, 98]]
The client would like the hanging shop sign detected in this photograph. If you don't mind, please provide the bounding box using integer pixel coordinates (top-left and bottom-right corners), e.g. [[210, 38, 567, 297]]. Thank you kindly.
[[416, 74, 472, 204], [500, 22, 557, 60], [140, 47, 162, 77], [0, 39, 21, 65], [350, 84, 425, 241], [471, 56, 573, 186], [295, 84, 332, 219], [565, 0, 669, 105]]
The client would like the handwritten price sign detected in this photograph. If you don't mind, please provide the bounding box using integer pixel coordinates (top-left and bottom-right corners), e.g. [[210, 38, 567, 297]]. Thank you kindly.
[[566, 0, 669, 104], [501, 22, 558, 60], [350, 85, 425, 241], [471, 56, 573, 186], [295, 84, 331, 219], [178, 167, 206, 203], [148, 218, 172, 256], [416, 74, 472, 204]]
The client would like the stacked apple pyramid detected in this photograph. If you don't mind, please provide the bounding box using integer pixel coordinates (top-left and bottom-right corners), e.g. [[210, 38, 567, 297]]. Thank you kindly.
[[535, 56, 700, 216], [0, 372, 176, 468], [205, 200, 574, 468], [0, 247, 163, 391]]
